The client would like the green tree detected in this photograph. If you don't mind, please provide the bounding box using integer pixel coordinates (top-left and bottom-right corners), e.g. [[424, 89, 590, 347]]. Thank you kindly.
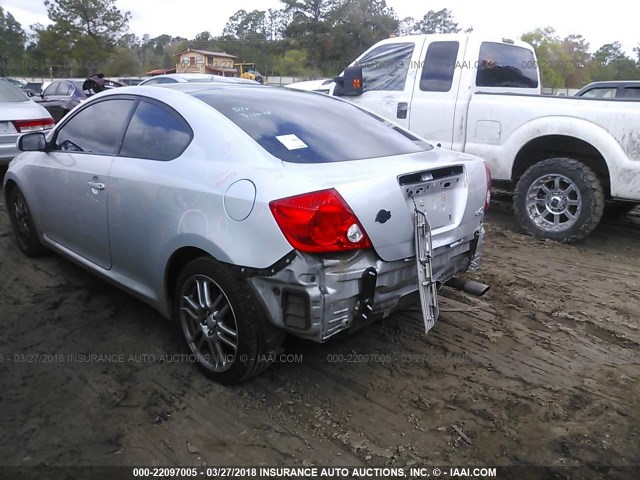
[[272, 48, 308, 76], [561, 34, 590, 87], [590, 42, 640, 81], [42, 0, 131, 75], [282, 0, 332, 65], [44, 0, 130, 43], [414, 9, 460, 34], [397, 16, 418, 36], [0, 6, 25, 76], [191, 31, 213, 49], [521, 27, 568, 87], [29, 23, 74, 76], [223, 10, 268, 41], [325, 0, 398, 72], [265, 8, 293, 41], [105, 46, 138, 76]]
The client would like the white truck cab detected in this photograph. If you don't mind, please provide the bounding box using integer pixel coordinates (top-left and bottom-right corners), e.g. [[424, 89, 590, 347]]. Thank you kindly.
[[327, 34, 640, 242]]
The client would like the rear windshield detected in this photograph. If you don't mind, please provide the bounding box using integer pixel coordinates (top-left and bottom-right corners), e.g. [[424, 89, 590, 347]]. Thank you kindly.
[[0, 78, 28, 102], [191, 87, 426, 163], [476, 42, 538, 88]]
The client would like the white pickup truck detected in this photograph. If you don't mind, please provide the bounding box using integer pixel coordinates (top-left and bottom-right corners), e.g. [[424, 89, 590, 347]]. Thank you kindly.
[[323, 34, 640, 242]]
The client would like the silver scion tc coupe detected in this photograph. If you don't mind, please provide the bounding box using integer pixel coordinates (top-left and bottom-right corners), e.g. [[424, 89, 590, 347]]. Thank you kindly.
[[4, 83, 490, 384]]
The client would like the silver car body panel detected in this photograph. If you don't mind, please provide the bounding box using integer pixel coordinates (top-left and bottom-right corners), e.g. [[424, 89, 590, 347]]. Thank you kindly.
[[4, 84, 486, 337]]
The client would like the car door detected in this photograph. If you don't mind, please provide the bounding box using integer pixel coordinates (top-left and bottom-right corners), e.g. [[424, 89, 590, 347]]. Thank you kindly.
[[340, 42, 421, 130], [408, 40, 464, 149], [108, 99, 193, 285], [54, 81, 76, 120], [38, 82, 65, 121], [33, 97, 136, 269], [618, 86, 640, 100]]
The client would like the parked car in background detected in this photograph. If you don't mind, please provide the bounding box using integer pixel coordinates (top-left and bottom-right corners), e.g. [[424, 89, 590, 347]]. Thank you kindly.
[[0, 77, 53, 165], [5, 77, 26, 90], [33, 80, 87, 122], [574, 81, 640, 100], [118, 78, 144, 86], [22, 82, 43, 97], [285, 79, 334, 94], [4, 83, 489, 384], [33, 74, 124, 122], [138, 73, 259, 86]]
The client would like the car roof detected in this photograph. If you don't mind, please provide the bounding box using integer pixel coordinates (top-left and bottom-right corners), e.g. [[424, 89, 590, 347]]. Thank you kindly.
[[155, 82, 266, 94], [141, 74, 258, 84], [580, 81, 640, 88]]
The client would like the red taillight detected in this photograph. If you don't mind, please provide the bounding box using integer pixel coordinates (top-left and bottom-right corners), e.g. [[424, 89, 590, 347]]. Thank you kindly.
[[269, 189, 372, 253], [12, 118, 55, 133], [484, 161, 492, 211]]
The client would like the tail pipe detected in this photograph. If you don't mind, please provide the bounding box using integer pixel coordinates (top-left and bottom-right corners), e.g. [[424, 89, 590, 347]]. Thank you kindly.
[[445, 278, 490, 297]]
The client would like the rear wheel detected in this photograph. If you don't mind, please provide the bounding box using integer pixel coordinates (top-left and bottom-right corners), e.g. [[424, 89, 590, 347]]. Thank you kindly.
[[6, 186, 47, 257], [174, 257, 284, 385], [513, 158, 604, 243]]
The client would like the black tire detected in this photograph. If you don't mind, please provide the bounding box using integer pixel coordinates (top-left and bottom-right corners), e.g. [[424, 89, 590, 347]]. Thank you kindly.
[[604, 201, 638, 218], [6, 186, 47, 257], [173, 257, 284, 385], [513, 158, 605, 243]]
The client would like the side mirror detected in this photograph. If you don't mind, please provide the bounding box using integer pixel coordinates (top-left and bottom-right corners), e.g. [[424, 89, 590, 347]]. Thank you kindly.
[[18, 132, 47, 152], [26, 91, 34, 98], [341, 66, 363, 96]]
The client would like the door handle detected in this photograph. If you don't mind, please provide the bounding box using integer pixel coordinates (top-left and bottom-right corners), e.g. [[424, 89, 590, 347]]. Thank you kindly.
[[87, 181, 105, 190], [397, 102, 408, 119]]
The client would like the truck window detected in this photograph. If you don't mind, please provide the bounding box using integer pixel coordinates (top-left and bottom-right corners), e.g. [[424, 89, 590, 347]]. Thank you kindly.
[[621, 87, 640, 99], [420, 41, 459, 92], [580, 87, 616, 99], [476, 42, 538, 88], [356, 43, 414, 92]]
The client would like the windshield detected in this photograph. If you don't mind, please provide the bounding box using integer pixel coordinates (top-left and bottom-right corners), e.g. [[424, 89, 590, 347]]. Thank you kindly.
[[0, 77, 28, 102], [191, 87, 426, 163]]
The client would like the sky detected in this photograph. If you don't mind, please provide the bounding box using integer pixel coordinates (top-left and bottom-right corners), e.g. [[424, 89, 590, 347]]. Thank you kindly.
[[2, 0, 639, 55]]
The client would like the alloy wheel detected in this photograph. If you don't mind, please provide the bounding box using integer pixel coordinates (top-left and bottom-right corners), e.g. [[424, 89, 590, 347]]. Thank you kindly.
[[525, 173, 582, 232], [179, 274, 239, 372]]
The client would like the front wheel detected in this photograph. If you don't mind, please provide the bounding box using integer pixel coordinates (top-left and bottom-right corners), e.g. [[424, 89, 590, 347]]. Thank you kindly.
[[513, 158, 605, 243], [174, 257, 284, 385]]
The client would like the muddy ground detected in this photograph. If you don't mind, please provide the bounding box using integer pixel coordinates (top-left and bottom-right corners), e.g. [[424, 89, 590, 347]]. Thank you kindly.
[[0, 172, 638, 477]]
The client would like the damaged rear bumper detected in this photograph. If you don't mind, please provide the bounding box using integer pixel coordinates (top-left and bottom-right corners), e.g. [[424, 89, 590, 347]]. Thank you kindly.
[[247, 226, 485, 342]]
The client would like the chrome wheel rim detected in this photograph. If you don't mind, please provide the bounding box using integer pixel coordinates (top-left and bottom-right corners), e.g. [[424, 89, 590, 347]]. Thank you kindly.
[[526, 174, 582, 232], [179, 275, 238, 373], [13, 193, 32, 246]]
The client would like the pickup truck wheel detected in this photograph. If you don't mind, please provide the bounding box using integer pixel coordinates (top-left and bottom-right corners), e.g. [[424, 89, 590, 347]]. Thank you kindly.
[[174, 257, 284, 385], [7, 186, 47, 257], [514, 158, 604, 243]]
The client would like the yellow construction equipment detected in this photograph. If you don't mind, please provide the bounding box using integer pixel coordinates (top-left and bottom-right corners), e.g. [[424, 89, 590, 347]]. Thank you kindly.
[[236, 63, 263, 83]]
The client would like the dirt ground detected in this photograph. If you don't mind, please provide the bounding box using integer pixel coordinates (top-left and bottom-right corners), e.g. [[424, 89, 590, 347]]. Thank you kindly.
[[0, 172, 638, 476]]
